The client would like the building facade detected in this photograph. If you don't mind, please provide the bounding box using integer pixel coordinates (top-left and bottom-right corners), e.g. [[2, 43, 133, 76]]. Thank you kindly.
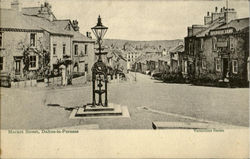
[[184, 6, 249, 85], [0, 1, 95, 82]]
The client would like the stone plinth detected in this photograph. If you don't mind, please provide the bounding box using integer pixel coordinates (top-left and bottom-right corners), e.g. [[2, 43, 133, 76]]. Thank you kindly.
[[70, 103, 130, 119], [84, 105, 114, 112]]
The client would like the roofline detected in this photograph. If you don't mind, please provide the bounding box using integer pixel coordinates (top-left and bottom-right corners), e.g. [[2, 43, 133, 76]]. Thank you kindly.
[[73, 40, 95, 43], [53, 19, 71, 22], [0, 27, 43, 32], [53, 19, 77, 31], [231, 17, 250, 21], [40, 28, 73, 37], [209, 26, 236, 33], [50, 32, 73, 37]]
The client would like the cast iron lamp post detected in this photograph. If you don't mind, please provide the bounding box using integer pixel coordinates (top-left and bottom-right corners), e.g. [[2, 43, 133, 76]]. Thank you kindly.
[[91, 15, 109, 107]]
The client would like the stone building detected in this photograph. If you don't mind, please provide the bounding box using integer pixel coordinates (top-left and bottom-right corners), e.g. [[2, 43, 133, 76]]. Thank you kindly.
[[184, 6, 249, 84], [0, 9, 48, 80], [0, 1, 95, 81], [51, 19, 95, 77], [199, 18, 249, 82], [169, 44, 184, 73], [126, 48, 140, 71]]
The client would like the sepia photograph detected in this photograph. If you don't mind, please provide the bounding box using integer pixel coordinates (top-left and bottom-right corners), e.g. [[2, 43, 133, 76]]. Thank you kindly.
[[0, 0, 249, 158]]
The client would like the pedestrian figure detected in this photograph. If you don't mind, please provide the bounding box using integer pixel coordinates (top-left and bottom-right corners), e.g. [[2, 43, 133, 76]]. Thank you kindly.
[[60, 65, 67, 86]]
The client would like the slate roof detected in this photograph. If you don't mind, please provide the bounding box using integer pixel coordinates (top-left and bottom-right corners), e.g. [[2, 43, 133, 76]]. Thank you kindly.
[[72, 31, 95, 42], [0, 8, 42, 31], [169, 44, 184, 53], [0, 9, 73, 36], [217, 17, 249, 31], [25, 15, 73, 36], [195, 18, 225, 37], [194, 17, 249, 37], [22, 7, 56, 19], [51, 20, 94, 42], [52, 20, 71, 30]]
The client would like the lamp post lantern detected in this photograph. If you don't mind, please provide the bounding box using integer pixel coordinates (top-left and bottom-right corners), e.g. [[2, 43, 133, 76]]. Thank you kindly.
[[91, 15, 109, 107]]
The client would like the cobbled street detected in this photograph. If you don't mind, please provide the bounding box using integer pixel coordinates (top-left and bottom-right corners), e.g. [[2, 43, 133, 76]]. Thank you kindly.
[[1, 73, 249, 129]]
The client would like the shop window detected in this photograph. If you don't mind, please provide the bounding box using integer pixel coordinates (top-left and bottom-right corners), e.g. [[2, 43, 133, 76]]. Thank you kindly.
[[74, 45, 78, 56], [232, 60, 238, 74], [215, 58, 221, 71], [30, 33, 36, 47], [53, 44, 57, 56], [63, 44, 66, 55], [0, 57, 3, 70], [29, 56, 37, 69]]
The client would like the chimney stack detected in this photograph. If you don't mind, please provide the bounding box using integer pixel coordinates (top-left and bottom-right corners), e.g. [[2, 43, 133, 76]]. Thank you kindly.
[[224, 8, 237, 23], [204, 11, 212, 25]]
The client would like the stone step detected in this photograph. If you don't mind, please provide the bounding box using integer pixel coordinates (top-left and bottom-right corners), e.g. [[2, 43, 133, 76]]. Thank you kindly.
[[84, 105, 114, 112], [75, 105, 122, 117]]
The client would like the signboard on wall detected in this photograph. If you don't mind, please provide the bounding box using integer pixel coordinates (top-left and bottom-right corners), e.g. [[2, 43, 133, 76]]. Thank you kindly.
[[210, 28, 235, 36]]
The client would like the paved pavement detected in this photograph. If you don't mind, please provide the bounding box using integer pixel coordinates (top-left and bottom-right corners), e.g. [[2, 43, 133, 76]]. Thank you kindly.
[[1, 72, 249, 129]]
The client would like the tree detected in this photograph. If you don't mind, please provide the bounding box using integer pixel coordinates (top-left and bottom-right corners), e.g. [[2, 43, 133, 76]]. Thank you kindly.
[[17, 36, 50, 80]]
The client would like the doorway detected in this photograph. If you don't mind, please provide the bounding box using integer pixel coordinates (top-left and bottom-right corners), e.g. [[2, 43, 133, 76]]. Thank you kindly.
[[222, 58, 229, 78]]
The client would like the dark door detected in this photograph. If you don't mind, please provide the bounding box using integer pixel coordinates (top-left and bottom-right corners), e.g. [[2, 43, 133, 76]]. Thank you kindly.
[[15, 60, 21, 75], [222, 58, 229, 78]]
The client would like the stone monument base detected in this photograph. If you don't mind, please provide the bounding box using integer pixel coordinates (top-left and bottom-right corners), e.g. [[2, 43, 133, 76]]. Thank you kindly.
[[70, 103, 130, 119]]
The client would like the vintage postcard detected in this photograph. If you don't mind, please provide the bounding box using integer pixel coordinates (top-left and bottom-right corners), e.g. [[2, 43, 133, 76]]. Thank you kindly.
[[0, 0, 249, 158]]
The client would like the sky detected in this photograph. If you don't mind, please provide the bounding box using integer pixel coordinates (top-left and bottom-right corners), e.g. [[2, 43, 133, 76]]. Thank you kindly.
[[1, 0, 249, 40]]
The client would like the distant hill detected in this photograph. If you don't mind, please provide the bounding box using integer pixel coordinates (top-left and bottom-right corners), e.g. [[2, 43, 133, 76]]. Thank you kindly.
[[103, 39, 183, 51]]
